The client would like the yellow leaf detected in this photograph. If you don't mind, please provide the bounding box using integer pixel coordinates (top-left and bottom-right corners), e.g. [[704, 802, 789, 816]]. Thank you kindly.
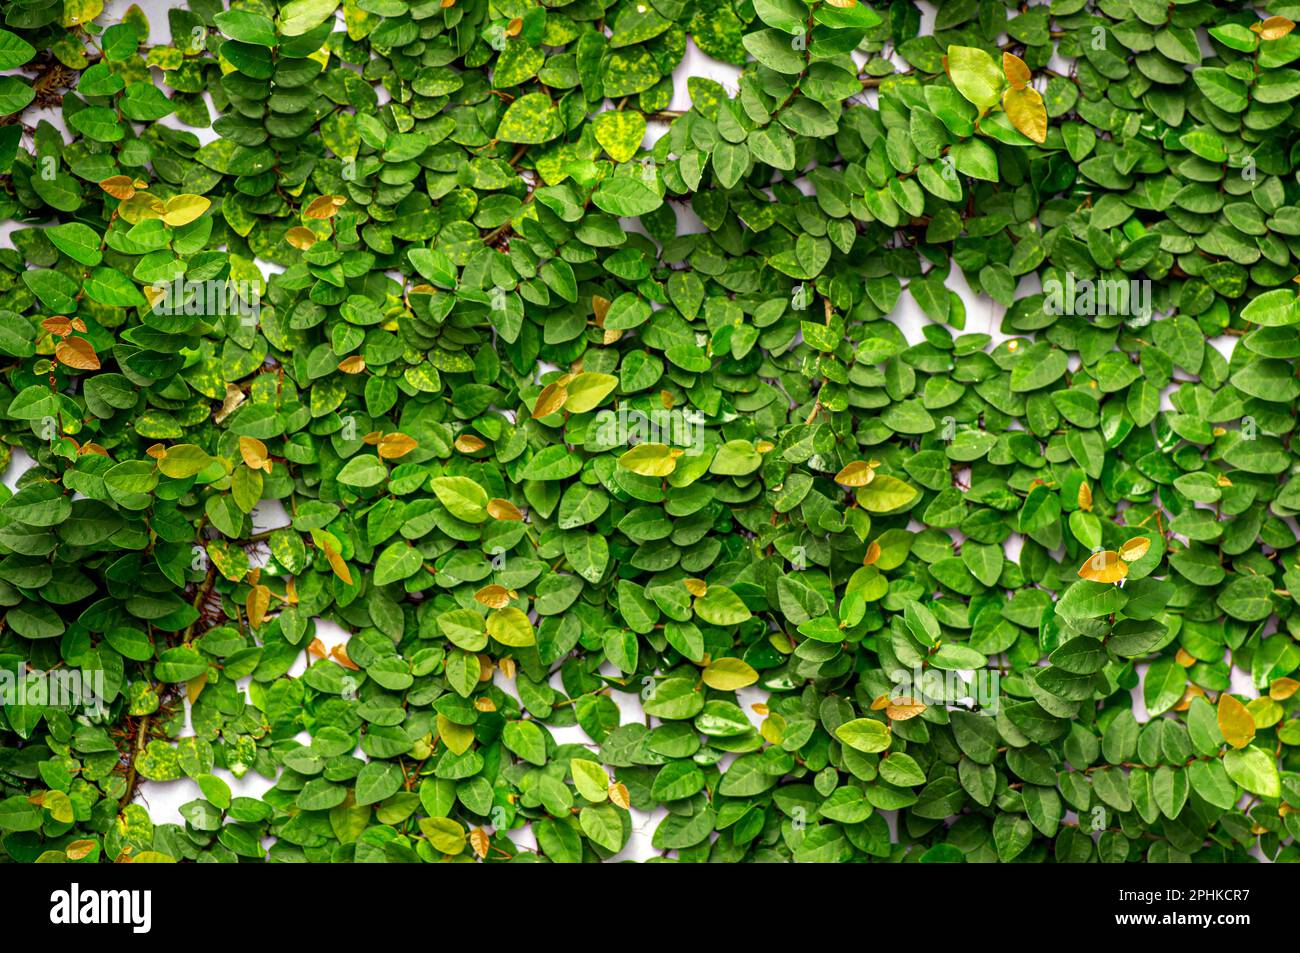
[[55, 337, 100, 370], [870, 693, 890, 710], [285, 226, 318, 250], [1077, 550, 1127, 583], [378, 432, 417, 459], [1119, 536, 1150, 562], [1175, 647, 1196, 667], [337, 355, 366, 374], [455, 434, 486, 453], [682, 578, 707, 597], [1002, 51, 1031, 89], [608, 782, 631, 809], [591, 295, 611, 326], [487, 498, 522, 520], [1002, 85, 1047, 144], [835, 461, 876, 487], [1077, 481, 1092, 512], [437, 713, 475, 755], [118, 192, 165, 224], [1270, 677, 1300, 701], [162, 194, 211, 227], [304, 194, 346, 219], [618, 442, 677, 477], [246, 584, 270, 629], [239, 436, 270, 473], [1217, 693, 1256, 749], [474, 584, 512, 609], [186, 674, 207, 705], [701, 657, 758, 691], [420, 816, 465, 855], [1258, 15, 1295, 40], [886, 696, 927, 721], [531, 380, 568, 418], [469, 828, 490, 859], [474, 696, 497, 712], [65, 840, 96, 861], [321, 538, 353, 586], [760, 713, 785, 745]]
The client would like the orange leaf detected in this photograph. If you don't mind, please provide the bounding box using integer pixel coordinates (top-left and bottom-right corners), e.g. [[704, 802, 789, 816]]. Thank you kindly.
[[55, 337, 100, 370], [1270, 677, 1300, 701], [304, 194, 345, 219], [474, 584, 513, 609], [531, 380, 568, 418], [378, 432, 417, 459], [886, 696, 927, 721], [338, 355, 366, 374], [1002, 51, 1031, 89], [863, 540, 881, 566], [330, 643, 360, 671], [99, 175, 136, 200], [487, 498, 522, 520], [455, 434, 487, 453], [321, 539, 353, 585], [246, 584, 270, 629], [1258, 15, 1295, 40]]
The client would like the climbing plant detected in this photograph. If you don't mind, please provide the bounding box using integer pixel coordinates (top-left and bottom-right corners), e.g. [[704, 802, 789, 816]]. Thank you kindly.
[[0, 0, 1299, 863]]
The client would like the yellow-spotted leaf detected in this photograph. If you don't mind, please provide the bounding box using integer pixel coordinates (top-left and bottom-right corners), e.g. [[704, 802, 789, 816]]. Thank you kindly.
[[592, 110, 647, 164]]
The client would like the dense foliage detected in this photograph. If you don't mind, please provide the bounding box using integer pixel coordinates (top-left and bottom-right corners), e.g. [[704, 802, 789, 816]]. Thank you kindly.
[[0, 0, 1299, 863]]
